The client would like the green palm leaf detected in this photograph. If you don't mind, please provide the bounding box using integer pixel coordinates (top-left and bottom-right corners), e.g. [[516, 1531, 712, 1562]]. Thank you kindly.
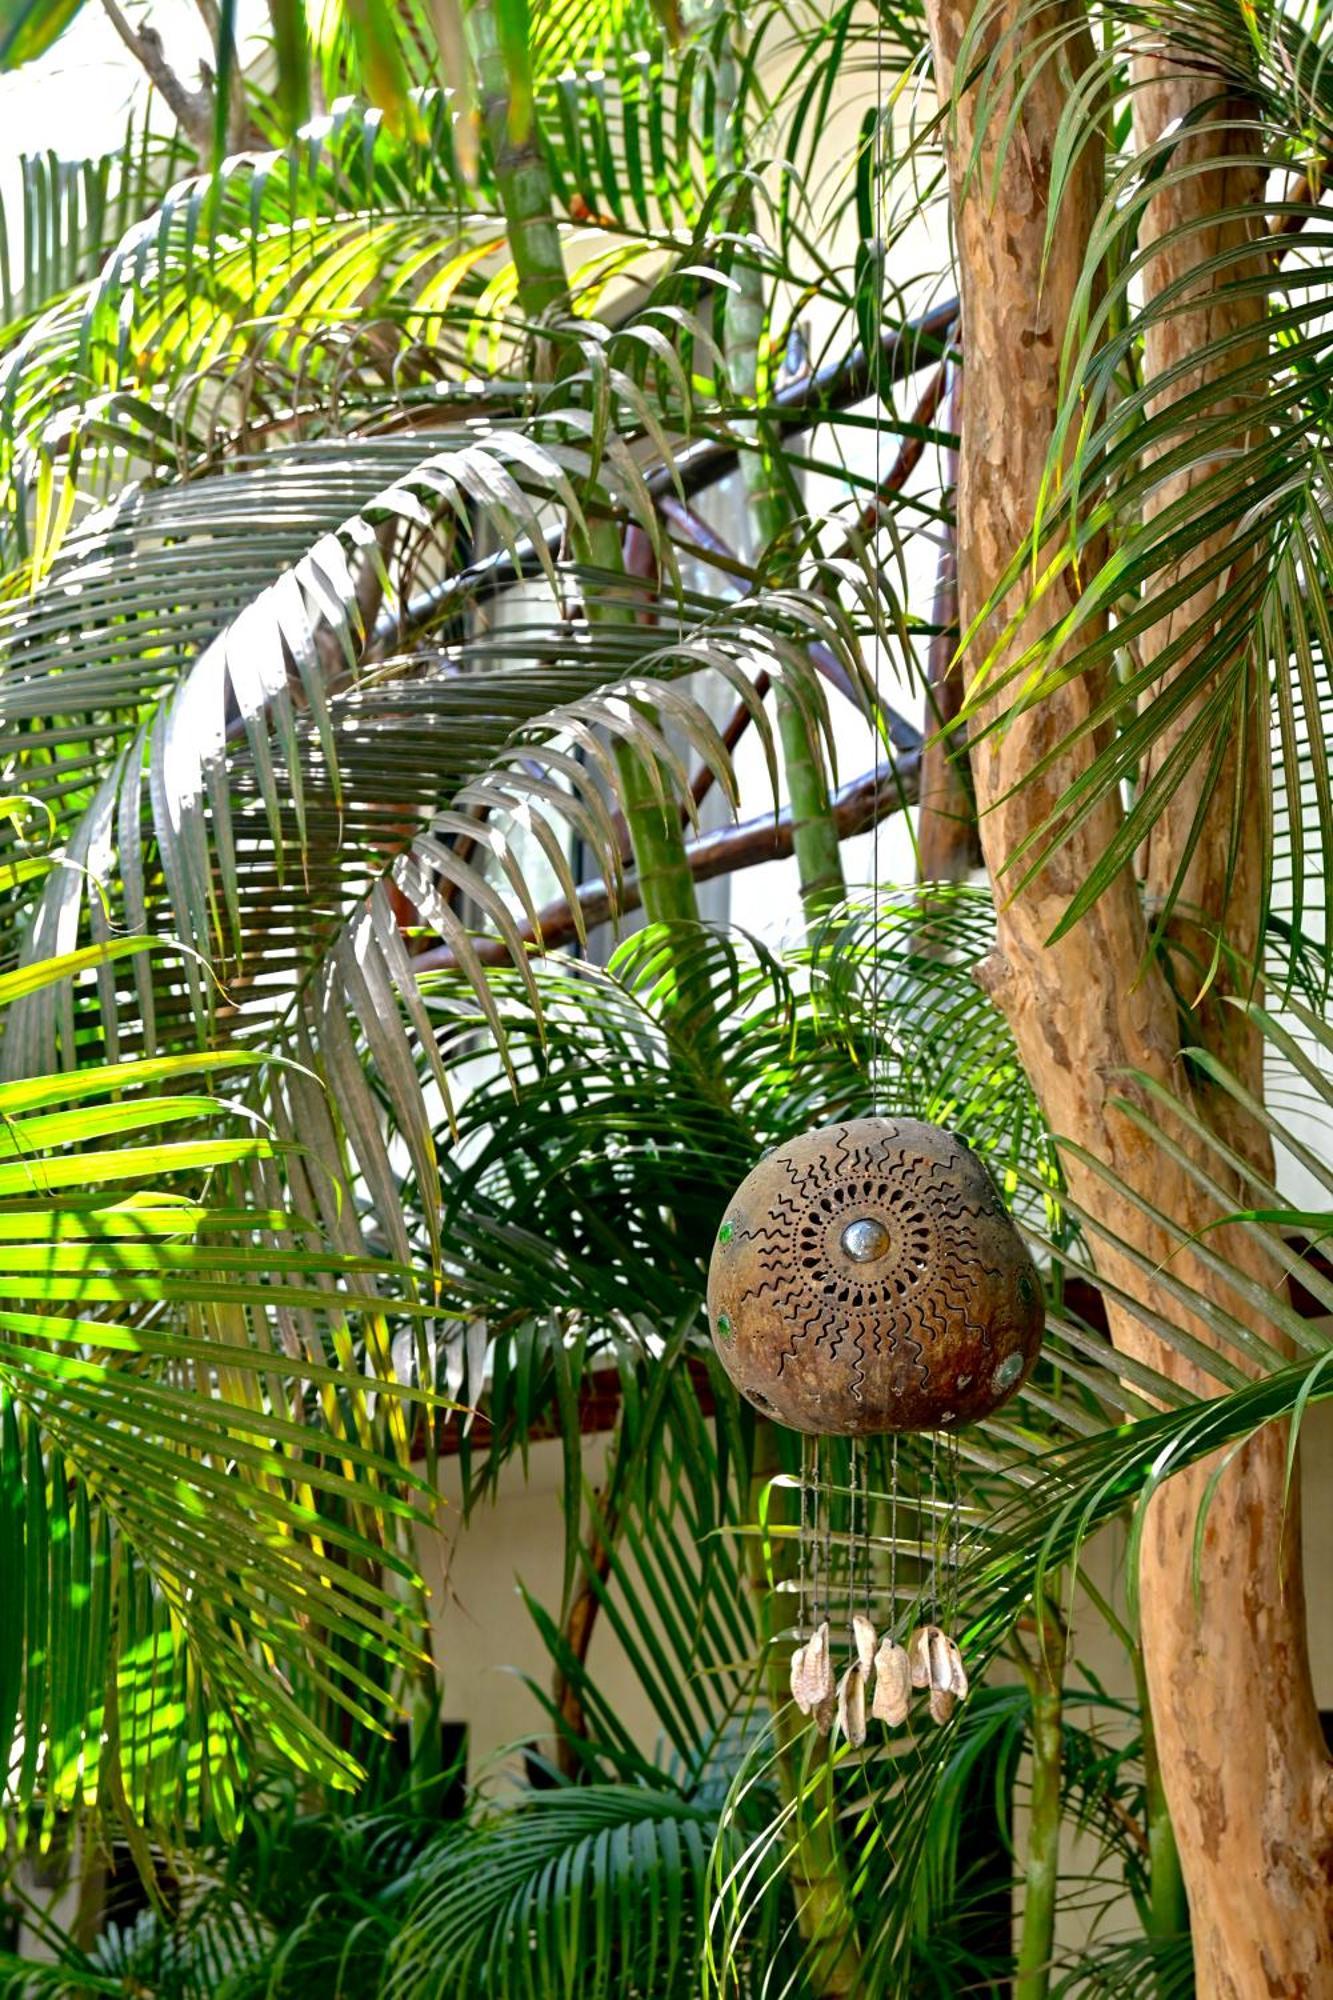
[[0, 941, 437, 1839]]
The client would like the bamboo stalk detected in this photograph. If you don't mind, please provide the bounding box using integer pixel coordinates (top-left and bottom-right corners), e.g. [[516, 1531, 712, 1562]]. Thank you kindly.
[[1134, 1630, 1190, 1975], [723, 190, 845, 920], [1013, 1600, 1067, 2000], [575, 517, 707, 927], [468, 0, 704, 950], [469, 0, 567, 330]]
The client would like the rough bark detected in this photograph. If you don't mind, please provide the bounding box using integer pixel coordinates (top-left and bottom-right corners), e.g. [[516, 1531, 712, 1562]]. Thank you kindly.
[[921, 3, 1333, 1993], [1131, 57, 1272, 1129], [916, 366, 982, 882], [100, 0, 215, 154]]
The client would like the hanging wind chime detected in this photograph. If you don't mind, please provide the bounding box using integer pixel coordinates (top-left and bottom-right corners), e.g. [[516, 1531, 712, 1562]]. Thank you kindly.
[[707, 1117, 1043, 1741]]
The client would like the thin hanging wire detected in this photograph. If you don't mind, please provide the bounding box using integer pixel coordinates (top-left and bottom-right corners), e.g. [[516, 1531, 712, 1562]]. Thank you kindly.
[[847, 1437, 859, 1636], [811, 1434, 821, 1630], [928, 1430, 939, 1624], [915, 1439, 926, 1627], [824, 1440, 835, 1629], [861, 1436, 872, 1619], [947, 1432, 961, 1632], [799, 1432, 810, 1642], [888, 1432, 899, 1640]]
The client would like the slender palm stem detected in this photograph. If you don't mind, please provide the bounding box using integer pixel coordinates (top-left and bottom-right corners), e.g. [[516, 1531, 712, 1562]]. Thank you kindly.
[[1013, 1597, 1067, 2000], [721, 95, 845, 921], [1134, 1629, 1190, 1963], [469, 0, 566, 327]]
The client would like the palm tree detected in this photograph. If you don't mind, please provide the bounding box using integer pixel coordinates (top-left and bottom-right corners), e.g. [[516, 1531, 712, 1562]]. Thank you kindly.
[[2, 0, 1332, 1991], [0, 938, 436, 1841], [7, 912, 1328, 1995]]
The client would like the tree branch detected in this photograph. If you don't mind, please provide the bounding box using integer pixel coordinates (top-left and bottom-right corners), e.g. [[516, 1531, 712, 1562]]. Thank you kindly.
[[655, 496, 923, 827], [100, 0, 214, 154], [822, 341, 956, 567]]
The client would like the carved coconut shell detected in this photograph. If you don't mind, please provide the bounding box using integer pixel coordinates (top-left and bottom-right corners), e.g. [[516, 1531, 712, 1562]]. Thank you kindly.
[[706, 1117, 1043, 1435]]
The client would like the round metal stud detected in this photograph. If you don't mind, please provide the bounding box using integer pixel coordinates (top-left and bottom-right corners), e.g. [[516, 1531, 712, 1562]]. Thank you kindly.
[[840, 1216, 891, 1264]]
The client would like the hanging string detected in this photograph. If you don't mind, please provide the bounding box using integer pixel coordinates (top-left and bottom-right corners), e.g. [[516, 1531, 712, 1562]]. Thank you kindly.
[[888, 1431, 899, 1639], [811, 1433, 822, 1628], [824, 1440, 835, 1629], [861, 1435, 872, 1618], [947, 1431, 962, 1632], [928, 1430, 939, 1624], [847, 1436, 859, 1635], [915, 1438, 926, 1624], [799, 1433, 810, 1642]]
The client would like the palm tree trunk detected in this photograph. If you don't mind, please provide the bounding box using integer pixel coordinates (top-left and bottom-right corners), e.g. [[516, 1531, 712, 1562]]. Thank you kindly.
[[470, 0, 566, 326], [920, 3, 1333, 1994], [1127, 49, 1271, 1165], [1013, 1602, 1067, 2000], [916, 368, 980, 882], [721, 141, 845, 920]]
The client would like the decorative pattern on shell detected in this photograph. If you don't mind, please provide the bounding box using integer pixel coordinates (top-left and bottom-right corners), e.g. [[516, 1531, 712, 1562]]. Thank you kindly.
[[707, 1117, 1043, 1435]]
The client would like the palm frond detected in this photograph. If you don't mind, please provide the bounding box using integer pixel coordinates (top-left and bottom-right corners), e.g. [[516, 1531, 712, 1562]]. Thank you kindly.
[[682, 931, 1332, 1990], [0, 942, 436, 1839], [388, 1785, 735, 2000], [950, 0, 1333, 946]]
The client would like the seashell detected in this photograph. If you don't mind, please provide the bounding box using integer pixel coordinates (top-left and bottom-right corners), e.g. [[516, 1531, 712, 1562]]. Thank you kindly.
[[928, 1626, 954, 1694], [793, 1620, 834, 1713], [907, 1623, 936, 1689], [790, 1640, 812, 1714], [836, 1665, 867, 1749], [870, 1638, 912, 1727], [928, 1684, 956, 1726], [945, 1634, 969, 1700], [807, 1621, 834, 1703], [852, 1612, 877, 1674]]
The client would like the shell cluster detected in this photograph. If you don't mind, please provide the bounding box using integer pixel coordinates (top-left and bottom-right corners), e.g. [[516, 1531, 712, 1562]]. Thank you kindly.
[[708, 1117, 1044, 1436], [790, 1615, 968, 1744]]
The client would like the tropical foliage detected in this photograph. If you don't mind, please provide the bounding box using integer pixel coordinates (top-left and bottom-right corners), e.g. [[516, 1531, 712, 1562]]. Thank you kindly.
[[0, 0, 1331, 1991]]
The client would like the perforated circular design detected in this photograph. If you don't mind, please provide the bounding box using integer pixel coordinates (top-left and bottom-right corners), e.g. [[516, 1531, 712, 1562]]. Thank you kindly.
[[706, 1117, 1044, 1435]]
